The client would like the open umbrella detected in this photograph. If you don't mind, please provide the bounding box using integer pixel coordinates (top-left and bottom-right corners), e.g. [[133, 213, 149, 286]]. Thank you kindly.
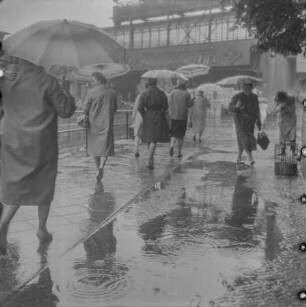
[[175, 64, 210, 79], [3, 19, 126, 69], [72, 63, 130, 80], [141, 70, 188, 81], [216, 75, 264, 87], [197, 83, 224, 95]]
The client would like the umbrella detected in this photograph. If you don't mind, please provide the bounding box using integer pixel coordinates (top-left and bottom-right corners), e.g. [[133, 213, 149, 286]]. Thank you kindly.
[[216, 75, 264, 87], [3, 19, 126, 68], [72, 63, 130, 80], [175, 64, 210, 78], [197, 83, 224, 95], [141, 69, 188, 81]]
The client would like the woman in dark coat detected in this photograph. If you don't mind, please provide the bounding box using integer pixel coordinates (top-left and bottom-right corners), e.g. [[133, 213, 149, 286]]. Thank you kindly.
[[138, 78, 169, 169], [228, 80, 263, 165], [0, 56, 76, 255]]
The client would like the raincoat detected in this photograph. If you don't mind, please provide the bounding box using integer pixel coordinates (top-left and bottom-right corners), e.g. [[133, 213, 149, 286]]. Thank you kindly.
[[138, 85, 169, 144], [84, 84, 117, 157], [0, 59, 76, 206], [276, 96, 296, 144], [132, 94, 143, 138], [192, 94, 210, 135], [229, 92, 262, 152]]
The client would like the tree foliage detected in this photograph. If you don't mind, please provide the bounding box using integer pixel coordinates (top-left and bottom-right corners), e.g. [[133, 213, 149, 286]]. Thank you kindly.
[[234, 0, 306, 56]]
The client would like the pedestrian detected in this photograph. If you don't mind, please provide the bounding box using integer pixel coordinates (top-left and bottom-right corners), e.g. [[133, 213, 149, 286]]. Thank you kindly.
[[228, 79, 263, 165], [138, 78, 169, 169], [83, 72, 117, 181], [0, 55, 76, 255], [132, 83, 147, 157], [259, 98, 269, 129], [192, 89, 210, 142], [274, 91, 297, 155], [168, 79, 193, 158]]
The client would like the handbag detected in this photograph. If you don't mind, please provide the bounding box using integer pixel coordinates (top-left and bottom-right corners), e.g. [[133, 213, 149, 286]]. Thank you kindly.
[[77, 114, 89, 129], [257, 131, 270, 150]]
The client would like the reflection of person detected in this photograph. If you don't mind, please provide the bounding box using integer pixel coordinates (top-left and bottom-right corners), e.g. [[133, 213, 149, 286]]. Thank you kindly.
[[168, 79, 193, 158], [274, 91, 297, 155], [138, 78, 170, 169], [192, 90, 210, 142], [259, 100, 269, 128], [225, 175, 258, 229], [88, 182, 116, 224], [84, 72, 117, 181], [228, 80, 262, 165], [0, 55, 76, 255], [132, 84, 148, 158]]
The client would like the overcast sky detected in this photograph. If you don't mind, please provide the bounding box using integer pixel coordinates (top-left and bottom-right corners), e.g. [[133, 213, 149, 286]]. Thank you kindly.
[[0, 0, 114, 34]]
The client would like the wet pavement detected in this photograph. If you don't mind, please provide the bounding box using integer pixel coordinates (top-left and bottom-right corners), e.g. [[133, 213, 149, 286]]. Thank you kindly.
[[1, 108, 306, 307]]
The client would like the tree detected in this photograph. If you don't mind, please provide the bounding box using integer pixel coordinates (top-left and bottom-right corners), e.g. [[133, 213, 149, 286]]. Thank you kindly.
[[234, 0, 306, 56]]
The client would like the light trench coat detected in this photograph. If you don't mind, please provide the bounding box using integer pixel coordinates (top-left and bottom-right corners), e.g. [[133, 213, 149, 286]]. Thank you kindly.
[[0, 59, 76, 206], [84, 84, 117, 157]]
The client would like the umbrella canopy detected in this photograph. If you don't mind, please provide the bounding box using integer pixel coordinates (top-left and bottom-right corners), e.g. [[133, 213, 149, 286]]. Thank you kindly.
[[3, 19, 126, 68], [72, 63, 130, 80], [175, 64, 210, 78], [141, 69, 188, 81], [216, 75, 264, 87], [197, 83, 224, 95]]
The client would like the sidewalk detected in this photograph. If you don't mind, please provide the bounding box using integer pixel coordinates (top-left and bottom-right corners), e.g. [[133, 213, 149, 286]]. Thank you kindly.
[[0, 132, 200, 303]]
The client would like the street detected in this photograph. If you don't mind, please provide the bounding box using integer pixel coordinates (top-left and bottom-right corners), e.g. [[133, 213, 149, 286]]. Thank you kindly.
[[1, 109, 306, 307]]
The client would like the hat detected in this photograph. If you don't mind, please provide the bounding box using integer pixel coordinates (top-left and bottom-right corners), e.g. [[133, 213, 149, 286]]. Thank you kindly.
[[242, 78, 253, 85], [197, 90, 204, 96]]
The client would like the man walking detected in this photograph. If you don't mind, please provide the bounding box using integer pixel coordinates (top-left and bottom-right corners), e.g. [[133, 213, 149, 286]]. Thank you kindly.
[[168, 79, 194, 158]]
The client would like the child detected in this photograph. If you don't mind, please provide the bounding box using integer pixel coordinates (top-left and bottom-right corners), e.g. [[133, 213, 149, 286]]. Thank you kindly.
[[274, 91, 297, 155]]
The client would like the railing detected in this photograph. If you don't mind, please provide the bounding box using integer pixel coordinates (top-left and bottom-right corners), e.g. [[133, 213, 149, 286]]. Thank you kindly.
[[58, 110, 133, 155]]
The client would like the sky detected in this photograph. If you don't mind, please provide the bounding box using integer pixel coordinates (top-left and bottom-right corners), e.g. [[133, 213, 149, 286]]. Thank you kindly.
[[0, 0, 114, 34]]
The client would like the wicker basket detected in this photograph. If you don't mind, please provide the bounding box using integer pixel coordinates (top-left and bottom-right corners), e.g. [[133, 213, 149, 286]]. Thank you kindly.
[[274, 143, 298, 176]]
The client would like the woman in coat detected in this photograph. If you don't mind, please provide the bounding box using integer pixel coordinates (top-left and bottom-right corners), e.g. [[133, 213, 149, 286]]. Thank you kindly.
[[274, 91, 297, 155], [84, 72, 117, 181], [0, 55, 76, 255], [192, 90, 210, 142], [138, 78, 169, 169]]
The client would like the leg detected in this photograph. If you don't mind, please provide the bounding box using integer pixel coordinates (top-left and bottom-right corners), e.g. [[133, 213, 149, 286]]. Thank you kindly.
[[94, 156, 101, 170], [290, 140, 296, 155], [278, 142, 286, 155], [0, 204, 19, 254], [170, 137, 176, 157], [134, 136, 140, 157], [97, 156, 108, 181], [147, 142, 157, 169], [37, 203, 53, 241], [178, 138, 184, 158], [236, 148, 244, 163], [246, 150, 255, 165]]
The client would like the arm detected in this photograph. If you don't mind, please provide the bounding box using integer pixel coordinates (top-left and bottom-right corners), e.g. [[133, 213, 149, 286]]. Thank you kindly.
[[138, 93, 146, 117], [83, 91, 92, 116], [47, 77, 76, 118], [255, 98, 262, 131], [228, 94, 239, 112]]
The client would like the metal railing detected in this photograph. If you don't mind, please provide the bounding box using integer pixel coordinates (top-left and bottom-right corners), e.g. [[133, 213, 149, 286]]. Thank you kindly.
[[58, 109, 133, 155]]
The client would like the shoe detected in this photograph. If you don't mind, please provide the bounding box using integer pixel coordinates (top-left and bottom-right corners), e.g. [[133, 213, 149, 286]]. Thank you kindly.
[[134, 152, 140, 158], [250, 161, 255, 166], [198, 138, 202, 143], [169, 147, 174, 157], [178, 154, 183, 158]]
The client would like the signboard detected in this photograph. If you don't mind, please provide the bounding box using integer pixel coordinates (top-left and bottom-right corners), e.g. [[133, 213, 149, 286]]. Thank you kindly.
[[126, 39, 255, 70]]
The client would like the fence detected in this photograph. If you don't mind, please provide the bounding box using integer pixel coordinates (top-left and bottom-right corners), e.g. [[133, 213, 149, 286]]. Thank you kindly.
[[58, 110, 133, 154]]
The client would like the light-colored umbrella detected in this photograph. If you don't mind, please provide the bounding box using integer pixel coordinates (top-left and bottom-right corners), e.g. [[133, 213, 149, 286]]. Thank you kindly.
[[216, 75, 264, 86], [72, 63, 130, 80], [3, 19, 126, 68], [141, 69, 188, 81], [175, 64, 210, 78], [197, 83, 224, 95]]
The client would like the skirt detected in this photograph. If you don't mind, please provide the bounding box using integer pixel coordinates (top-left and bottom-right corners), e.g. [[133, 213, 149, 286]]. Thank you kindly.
[[170, 119, 187, 138]]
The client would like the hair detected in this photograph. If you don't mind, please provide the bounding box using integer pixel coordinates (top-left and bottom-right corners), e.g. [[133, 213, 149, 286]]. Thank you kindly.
[[92, 71, 107, 84], [275, 91, 288, 103], [147, 78, 157, 86]]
